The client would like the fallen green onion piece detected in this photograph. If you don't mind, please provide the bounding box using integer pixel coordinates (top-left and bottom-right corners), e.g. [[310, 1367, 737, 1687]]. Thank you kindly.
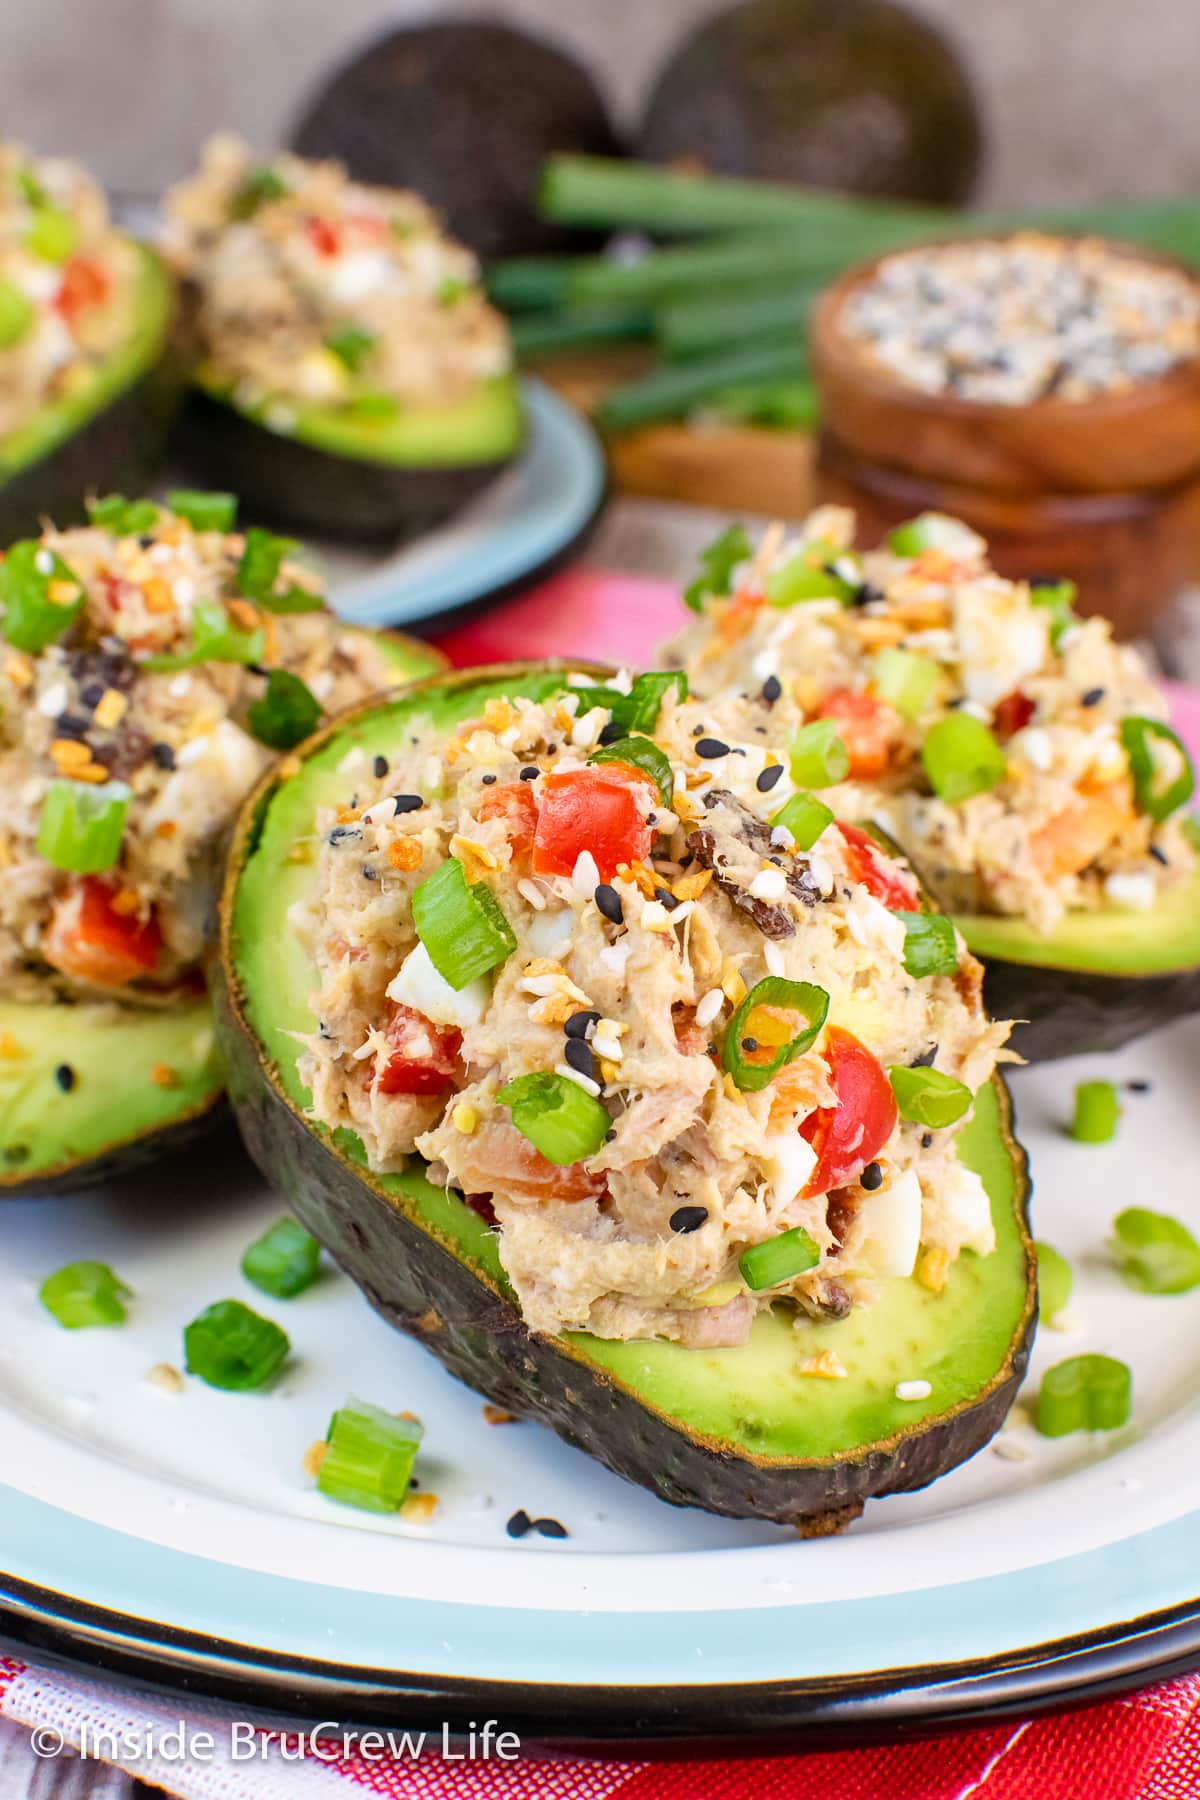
[[37, 778, 131, 874], [684, 522, 751, 613], [598, 337, 808, 432], [412, 856, 516, 989], [87, 494, 160, 536], [723, 976, 829, 1093], [230, 166, 289, 219], [874, 647, 940, 721], [921, 713, 1006, 805], [892, 910, 958, 979], [485, 254, 574, 313], [771, 791, 833, 850], [326, 325, 375, 372], [166, 489, 237, 533], [1030, 577, 1078, 649], [317, 1397, 423, 1514], [183, 1299, 289, 1391], [887, 513, 958, 557], [1036, 1354, 1132, 1438], [26, 205, 78, 264], [1109, 1207, 1200, 1295], [248, 669, 322, 751], [739, 1226, 821, 1292], [237, 527, 323, 613], [0, 279, 34, 349], [497, 1070, 610, 1166], [509, 303, 653, 358], [0, 540, 85, 653], [656, 279, 821, 360], [765, 542, 855, 607], [40, 1261, 131, 1329], [789, 718, 850, 788], [889, 1065, 973, 1128], [702, 378, 818, 429], [1035, 1241, 1073, 1321], [241, 1217, 322, 1299], [1071, 1079, 1120, 1144], [1120, 716, 1195, 823], [590, 733, 673, 806], [142, 598, 265, 670]]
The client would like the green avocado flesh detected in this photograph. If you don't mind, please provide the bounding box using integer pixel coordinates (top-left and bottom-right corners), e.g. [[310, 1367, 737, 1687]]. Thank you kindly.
[[221, 665, 1034, 1524], [959, 858, 1200, 976]]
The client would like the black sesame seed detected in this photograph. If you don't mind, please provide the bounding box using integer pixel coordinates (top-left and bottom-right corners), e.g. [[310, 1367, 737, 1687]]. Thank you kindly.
[[647, 812, 658, 827], [1150, 844, 1169, 866], [756, 764, 784, 793], [328, 826, 362, 845], [852, 582, 884, 608], [564, 1038, 598, 1082], [481, 773, 497, 785], [594, 884, 623, 924], [741, 1037, 759, 1053], [564, 1009, 600, 1040], [654, 886, 679, 910], [362, 866, 378, 881], [54, 711, 90, 740], [670, 1205, 708, 1234], [519, 765, 539, 781], [392, 794, 423, 814], [1127, 1078, 1152, 1094], [860, 1161, 883, 1191], [761, 674, 782, 705], [373, 754, 389, 779], [137, 533, 156, 550], [1080, 687, 1105, 708], [696, 737, 730, 759], [150, 742, 176, 770], [910, 1046, 938, 1068], [533, 1517, 569, 1539], [505, 1509, 533, 1539], [54, 1063, 76, 1093], [598, 720, 624, 746], [79, 680, 106, 708], [246, 662, 269, 679], [921, 1132, 934, 1149], [605, 1128, 617, 1143]]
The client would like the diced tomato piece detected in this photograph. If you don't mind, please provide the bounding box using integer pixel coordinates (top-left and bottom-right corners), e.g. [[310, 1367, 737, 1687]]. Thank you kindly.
[[800, 1027, 898, 1197], [454, 1119, 608, 1204], [532, 762, 654, 882], [712, 587, 764, 651], [43, 877, 161, 988], [375, 1003, 461, 1096], [477, 781, 538, 858], [816, 689, 896, 779], [55, 256, 110, 327], [837, 823, 919, 908], [992, 689, 1036, 740], [344, 209, 388, 243], [304, 216, 341, 258], [1030, 780, 1135, 880]]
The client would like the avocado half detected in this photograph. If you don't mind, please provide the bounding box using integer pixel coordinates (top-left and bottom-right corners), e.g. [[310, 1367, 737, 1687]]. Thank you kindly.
[[0, 629, 443, 1199], [0, 244, 178, 543], [215, 661, 1036, 1529], [178, 372, 525, 542]]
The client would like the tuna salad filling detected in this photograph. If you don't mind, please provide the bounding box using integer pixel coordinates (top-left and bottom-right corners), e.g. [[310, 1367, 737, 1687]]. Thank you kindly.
[[295, 675, 1011, 1347], [0, 493, 397, 1003], [666, 509, 1196, 933], [0, 144, 143, 441], [165, 135, 512, 417]]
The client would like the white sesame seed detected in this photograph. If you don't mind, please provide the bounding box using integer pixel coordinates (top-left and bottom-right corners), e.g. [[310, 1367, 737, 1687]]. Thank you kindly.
[[34, 549, 53, 576], [555, 1062, 603, 1098], [177, 736, 208, 766], [571, 850, 600, 897], [763, 942, 785, 977], [748, 868, 787, 901], [991, 1439, 1030, 1462], [895, 1379, 932, 1402], [36, 681, 69, 717], [695, 988, 725, 1028], [517, 878, 547, 911]]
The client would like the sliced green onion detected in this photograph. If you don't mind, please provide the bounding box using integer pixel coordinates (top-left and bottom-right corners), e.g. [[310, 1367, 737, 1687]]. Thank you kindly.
[[621, 670, 688, 733], [789, 718, 850, 788], [40, 1260, 130, 1329], [1120, 716, 1194, 823], [0, 280, 34, 349], [438, 275, 470, 307], [497, 1070, 610, 1166], [26, 206, 78, 263], [37, 778, 130, 874], [1035, 1240, 1073, 1320], [888, 1065, 973, 1128], [1071, 1078, 1119, 1144], [892, 910, 958, 978], [326, 325, 375, 372], [237, 527, 323, 614], [412, 857, 516, 989], [723, 976, 829, 1093], [684, 523, 751, 613], [86, 494, 160, 536], [241, 1217, 321, 1298], [589, 734, 673, 805], [16, 167, 47, 208], [248, 669, 321, 750], [771, 791, 833, 850], [0, 539, 85, 652], [765, 541, 855, 607], [921, 714, 1006, 804], [317, 1397, 423, 1513], [183, 1299, 289, 1391], [510, 302, 652, 357], [143, 598, 265, 670], [738, 1226, 820, 1291], [1030, 577, 1078, 648], [1109, 1207, 1200, 1295], [230, 165, 289, 219], [1036, 1354, 1132, 1437], [874, 647, 940, 721], [167, 489, 237, 533]]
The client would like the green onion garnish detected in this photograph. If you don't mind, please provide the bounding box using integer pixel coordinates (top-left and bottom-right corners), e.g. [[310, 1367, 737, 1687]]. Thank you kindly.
[[143, 598, 265, 671], [237, 527, 323, 614], [317, 1397, 423, 1514], [589, 733, 673, 805], [16, 167, 47, 208], [0, 280, 34, 349], [1109, 1207, 1200, 1295], [892, 911, 958, 979], [722, 975, 829, 1093], [1035, 1240, 1073, 1321], [326, 325, 376, 371], [569, 670, 688, 736], [40, 1261, 131, 1329], [684, 523, 751, 613], [26, 205, 78, 263], [771, 791, 833, 849], [497, 1070, 611, 1165], [230, 166, 289, 219], [788, 718, 850, 788], [438, 276, 470, 307], [1030, 578, 1078, 648], [86, 494, 160, 536], [183, 1299, 289, 1391], [241, 1217, 321, 1299], [247, 669, 321, 750], [37, 778, 131, 874], [0, 539, 85, 652], [887, 515, 938, 557], [874, 647, 940, 721], [412, 857, 516, 989], [166, 489, 237, 533], [1071, 1078, 1120, 1144], [738, 1226, 820, 1291], [1120, 716, 1195, 823], [765, 541, 855, 607], [921, 714, 1006, 804], [888, 1065, 973, 1128], [1036, 1354, 1132, 1437]]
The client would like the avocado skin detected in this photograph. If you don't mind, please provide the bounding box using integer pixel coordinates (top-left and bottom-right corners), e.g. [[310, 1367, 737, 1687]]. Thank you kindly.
[[178, 388, 512, 542], [1, 1093, 229, 1199], [981, 957, 1200, 1061], [639, 0, 982, 206]]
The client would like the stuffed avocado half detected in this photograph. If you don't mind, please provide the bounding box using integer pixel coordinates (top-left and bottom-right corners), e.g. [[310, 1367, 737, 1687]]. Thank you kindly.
[[0, 145, 177, 541], [218, 660, 1033, 1529], [0, 492, 442, 1195], [667, 508, 1200, 1059], [166, 137, 523, 540]]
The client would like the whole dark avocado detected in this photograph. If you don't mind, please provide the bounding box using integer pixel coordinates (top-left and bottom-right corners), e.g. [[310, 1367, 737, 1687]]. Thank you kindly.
[[638, 0, 983, 205], [291, 21, 623, 260]]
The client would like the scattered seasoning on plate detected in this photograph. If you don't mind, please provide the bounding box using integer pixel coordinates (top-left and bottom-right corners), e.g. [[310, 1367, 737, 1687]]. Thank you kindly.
[[506, 1509, 533, 1539], [534, 1517, 569, 1539]]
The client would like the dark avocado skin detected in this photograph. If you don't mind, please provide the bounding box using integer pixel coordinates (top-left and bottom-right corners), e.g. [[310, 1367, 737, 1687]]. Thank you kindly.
[[178, 388, 511, 542], [639, 0, 982, 206], [982, 958, 1200, 1061], [1, 1095, 230, 1200]]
